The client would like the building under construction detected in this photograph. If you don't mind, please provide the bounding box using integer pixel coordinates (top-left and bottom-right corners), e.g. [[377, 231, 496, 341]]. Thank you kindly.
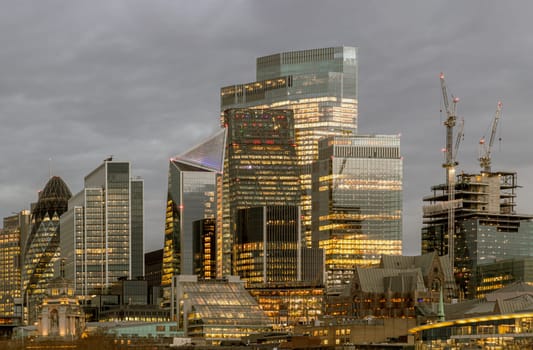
[[422, 74, 533, 299], [422, 170, 533, 298]]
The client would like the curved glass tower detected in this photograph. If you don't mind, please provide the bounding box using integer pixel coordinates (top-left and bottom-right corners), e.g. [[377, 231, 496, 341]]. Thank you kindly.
[[23, 176, 71, 323]]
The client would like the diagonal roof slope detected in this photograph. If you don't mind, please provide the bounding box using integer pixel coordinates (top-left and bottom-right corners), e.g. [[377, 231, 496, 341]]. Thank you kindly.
[[172, 129, 225, 172]]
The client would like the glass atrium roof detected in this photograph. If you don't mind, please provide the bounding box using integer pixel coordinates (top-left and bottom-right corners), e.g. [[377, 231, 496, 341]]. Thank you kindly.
[[181, 281, 271, 326]]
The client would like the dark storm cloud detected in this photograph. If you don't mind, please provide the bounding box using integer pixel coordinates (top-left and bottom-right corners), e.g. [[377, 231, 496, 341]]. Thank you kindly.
[[2, 0, 533, 255]]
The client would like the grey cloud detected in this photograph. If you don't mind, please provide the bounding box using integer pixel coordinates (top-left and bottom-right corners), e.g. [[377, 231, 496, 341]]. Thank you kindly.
[[2, 1, 533, 255]]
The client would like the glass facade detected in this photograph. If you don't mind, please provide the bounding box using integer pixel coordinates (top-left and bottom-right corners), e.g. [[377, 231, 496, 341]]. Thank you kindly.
[[475, 257, 533, 299], [221, 47, 359, 247], [455, 218, 533, 297], [234, 206, 301, 284], [23, 176, 71, 323], [0, 211, 29, 320], [221, 109, 300, 276], [192, 219, 216, 280], [131, 179, 144, 278], [161, 131, 224, 291], [172, 276, 272, 344], [60, 160, 143, 299], [312, 136, 402, 292], [247, 282, 324, 329]]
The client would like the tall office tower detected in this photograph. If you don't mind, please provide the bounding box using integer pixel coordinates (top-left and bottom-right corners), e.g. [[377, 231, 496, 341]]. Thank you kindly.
[[60, 159, 144, 299], [0, 211, 29, 321], [221, 47, 358, 246], [192, 219, 216, 280], [161, 130, 224, 292], [312, 135, 402, 293], [23, 176, 71, 323], [422, 171, 533, 298], [220, 108, 300, 276]]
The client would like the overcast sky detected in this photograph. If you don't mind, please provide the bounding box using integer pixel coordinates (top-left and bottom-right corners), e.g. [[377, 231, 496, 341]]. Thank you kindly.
[[2, 1, 533, 256]]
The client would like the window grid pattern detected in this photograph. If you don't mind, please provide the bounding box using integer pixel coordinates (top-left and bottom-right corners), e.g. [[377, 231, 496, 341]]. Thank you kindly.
[[220, 47, 358, 250], [221, 109, 300, 276]]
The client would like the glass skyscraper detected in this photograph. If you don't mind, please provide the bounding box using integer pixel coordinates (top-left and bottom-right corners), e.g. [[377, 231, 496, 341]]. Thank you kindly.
[[161, 131, 224, 290], [23, 176, 71, 323], [60, 160, 143, 299], [220, 108, 300, 276], [312, 135, 402, 292], [221, 47, 358, 245]]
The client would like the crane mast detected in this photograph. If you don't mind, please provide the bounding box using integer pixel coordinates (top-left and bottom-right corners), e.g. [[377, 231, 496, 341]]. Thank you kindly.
[[479, 101, 502, 172], [440, 73, 460, 274]]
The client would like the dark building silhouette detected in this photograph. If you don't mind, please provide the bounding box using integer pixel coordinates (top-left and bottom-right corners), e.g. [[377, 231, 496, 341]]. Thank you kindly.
[[193, 219, 216, 280], [145, 249, 163, 304]]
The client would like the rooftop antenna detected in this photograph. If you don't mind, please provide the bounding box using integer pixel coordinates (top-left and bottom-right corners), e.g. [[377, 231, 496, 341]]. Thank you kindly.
[[48, 157, 52, 178]]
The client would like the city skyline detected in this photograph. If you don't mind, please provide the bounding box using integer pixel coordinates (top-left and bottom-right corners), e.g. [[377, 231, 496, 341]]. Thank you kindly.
[[2, 2, 533, 256]]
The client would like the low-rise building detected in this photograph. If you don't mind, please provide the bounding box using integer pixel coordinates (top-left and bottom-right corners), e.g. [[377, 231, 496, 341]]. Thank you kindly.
[[171, 275, 272, 345], [410, 282, 533, 349], [325, 252, 456, 319], [37, 274, 85, 339], [246, 281, 324, 330]]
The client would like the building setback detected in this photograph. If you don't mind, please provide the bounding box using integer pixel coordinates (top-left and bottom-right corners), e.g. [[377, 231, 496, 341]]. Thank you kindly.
[[60, 160, 143, 299]]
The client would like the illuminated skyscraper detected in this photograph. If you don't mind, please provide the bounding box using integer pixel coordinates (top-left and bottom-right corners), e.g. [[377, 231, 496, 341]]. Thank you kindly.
[[161, 131, 224, 291], [221, 47, 358, 247], [23, 176, 71, 323], [0, 210, 29, 321], [220, 108, 300, 275], [60, 159, 143, 299], [312, 135, 402, 293]]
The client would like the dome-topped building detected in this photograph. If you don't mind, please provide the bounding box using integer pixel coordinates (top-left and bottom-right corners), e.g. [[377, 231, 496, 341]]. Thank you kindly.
[[23, 176, 71, 324]]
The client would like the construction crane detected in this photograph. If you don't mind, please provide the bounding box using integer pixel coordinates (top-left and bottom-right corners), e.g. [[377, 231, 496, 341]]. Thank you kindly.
[[479, 101, 503, 172], [455, 118, 464, 160], [440, 72, 460, 273], [440, 73, 460, 172]]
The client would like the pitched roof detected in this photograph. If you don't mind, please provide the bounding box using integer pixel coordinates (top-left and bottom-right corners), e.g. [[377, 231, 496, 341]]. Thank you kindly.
[[355, 267, 426, 294], [381, 252, 437, 276], [497, 294, 533, 314], [485, 281, 533, 302]]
